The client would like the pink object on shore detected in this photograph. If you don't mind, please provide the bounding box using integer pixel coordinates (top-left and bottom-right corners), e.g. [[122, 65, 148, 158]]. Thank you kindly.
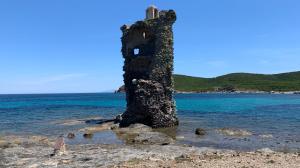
[[54, 137, 65, 151]]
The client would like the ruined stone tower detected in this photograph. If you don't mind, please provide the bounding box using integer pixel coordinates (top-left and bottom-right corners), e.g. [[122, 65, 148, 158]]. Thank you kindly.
[[119, 6, 178, 128]]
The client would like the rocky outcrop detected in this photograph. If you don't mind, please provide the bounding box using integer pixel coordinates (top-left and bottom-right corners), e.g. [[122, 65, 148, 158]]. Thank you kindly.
[[115, 85, 125, 93], [195, 128, 206, 136], [120, 6, 178, 128], [216, 85, 236, 92]]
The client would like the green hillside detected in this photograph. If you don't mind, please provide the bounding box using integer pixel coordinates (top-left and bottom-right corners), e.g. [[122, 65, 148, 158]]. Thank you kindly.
[[174, 71, 300, 92]]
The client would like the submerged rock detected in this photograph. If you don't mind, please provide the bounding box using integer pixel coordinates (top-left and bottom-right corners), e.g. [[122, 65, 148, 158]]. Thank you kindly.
[[83, 133, 93, 139], [195, 128, 206, 135], [114, 123, 174, 145], [79, 122, 117, 133], [217, 128, 252, 137], [133, 131, 174, 145], [85, 118, 115, 125], [52, 116, 103, 126], [115, 124, 152, 135], [67, 133, 75, 139]]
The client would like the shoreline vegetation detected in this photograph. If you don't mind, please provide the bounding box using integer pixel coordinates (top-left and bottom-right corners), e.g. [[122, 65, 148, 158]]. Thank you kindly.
[[116, 71, 300, 94], [1, 120, 299, 167]]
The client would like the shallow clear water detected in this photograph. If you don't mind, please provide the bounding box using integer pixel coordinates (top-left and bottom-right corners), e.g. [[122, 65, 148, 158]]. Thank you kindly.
[[0, 93, 299, 151]]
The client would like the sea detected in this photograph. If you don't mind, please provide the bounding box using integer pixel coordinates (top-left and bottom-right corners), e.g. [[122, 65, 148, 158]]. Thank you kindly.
[[0, 93, 299, 152]]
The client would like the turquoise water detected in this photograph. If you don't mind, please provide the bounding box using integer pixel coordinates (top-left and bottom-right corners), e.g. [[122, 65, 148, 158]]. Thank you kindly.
[[0, 93, 299, 151]]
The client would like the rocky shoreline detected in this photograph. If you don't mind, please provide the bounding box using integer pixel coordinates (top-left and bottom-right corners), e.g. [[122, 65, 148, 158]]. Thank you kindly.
[[1, 122, 299, 167], [1, 134, 299, 168]]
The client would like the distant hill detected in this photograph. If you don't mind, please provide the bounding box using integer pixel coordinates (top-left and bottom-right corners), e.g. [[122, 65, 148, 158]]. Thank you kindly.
[[174, 71, 300, 92], [116, 71, 300, 93]]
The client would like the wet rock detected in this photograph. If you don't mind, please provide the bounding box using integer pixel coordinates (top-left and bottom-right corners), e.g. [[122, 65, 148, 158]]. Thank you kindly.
[[217, 128, 252, 137], [83, 133, 93, 139], [133, 131, 174, 145], [195, 128, 206, 135], [52, 117, 103, 126], [115, 124, 152, 135], [85, 118, 115, 125], [110, 125, 119, 130], [114, 123, 174, 145], [243, 138, 250, 141], [0, 139, 13, 149], [79, 122, 115, 133], [115, 114, 123, 123], [114, 124, 152, 143], [67, 133, 75, 139], [154, 126, 178, 139]]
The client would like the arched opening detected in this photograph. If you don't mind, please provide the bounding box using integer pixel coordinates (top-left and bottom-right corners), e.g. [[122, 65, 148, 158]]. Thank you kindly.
[[134, 48, 140, 56]]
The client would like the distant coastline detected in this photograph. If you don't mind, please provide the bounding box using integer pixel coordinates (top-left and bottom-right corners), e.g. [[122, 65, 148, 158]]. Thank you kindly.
[[116, 86, 300, 95], [116, 71, 300, 94], [174, 90, 300, 95]]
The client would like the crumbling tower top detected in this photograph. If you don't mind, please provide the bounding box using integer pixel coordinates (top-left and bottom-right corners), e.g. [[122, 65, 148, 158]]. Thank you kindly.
[[146, 5, 159, 20]]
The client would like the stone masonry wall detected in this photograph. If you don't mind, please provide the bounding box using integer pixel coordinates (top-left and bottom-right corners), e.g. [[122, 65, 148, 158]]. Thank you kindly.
[[119, 8, 178, 128]]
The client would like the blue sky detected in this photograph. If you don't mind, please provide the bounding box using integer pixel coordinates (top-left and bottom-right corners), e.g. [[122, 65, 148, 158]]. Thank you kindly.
[[0, 0, 300, 94]]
